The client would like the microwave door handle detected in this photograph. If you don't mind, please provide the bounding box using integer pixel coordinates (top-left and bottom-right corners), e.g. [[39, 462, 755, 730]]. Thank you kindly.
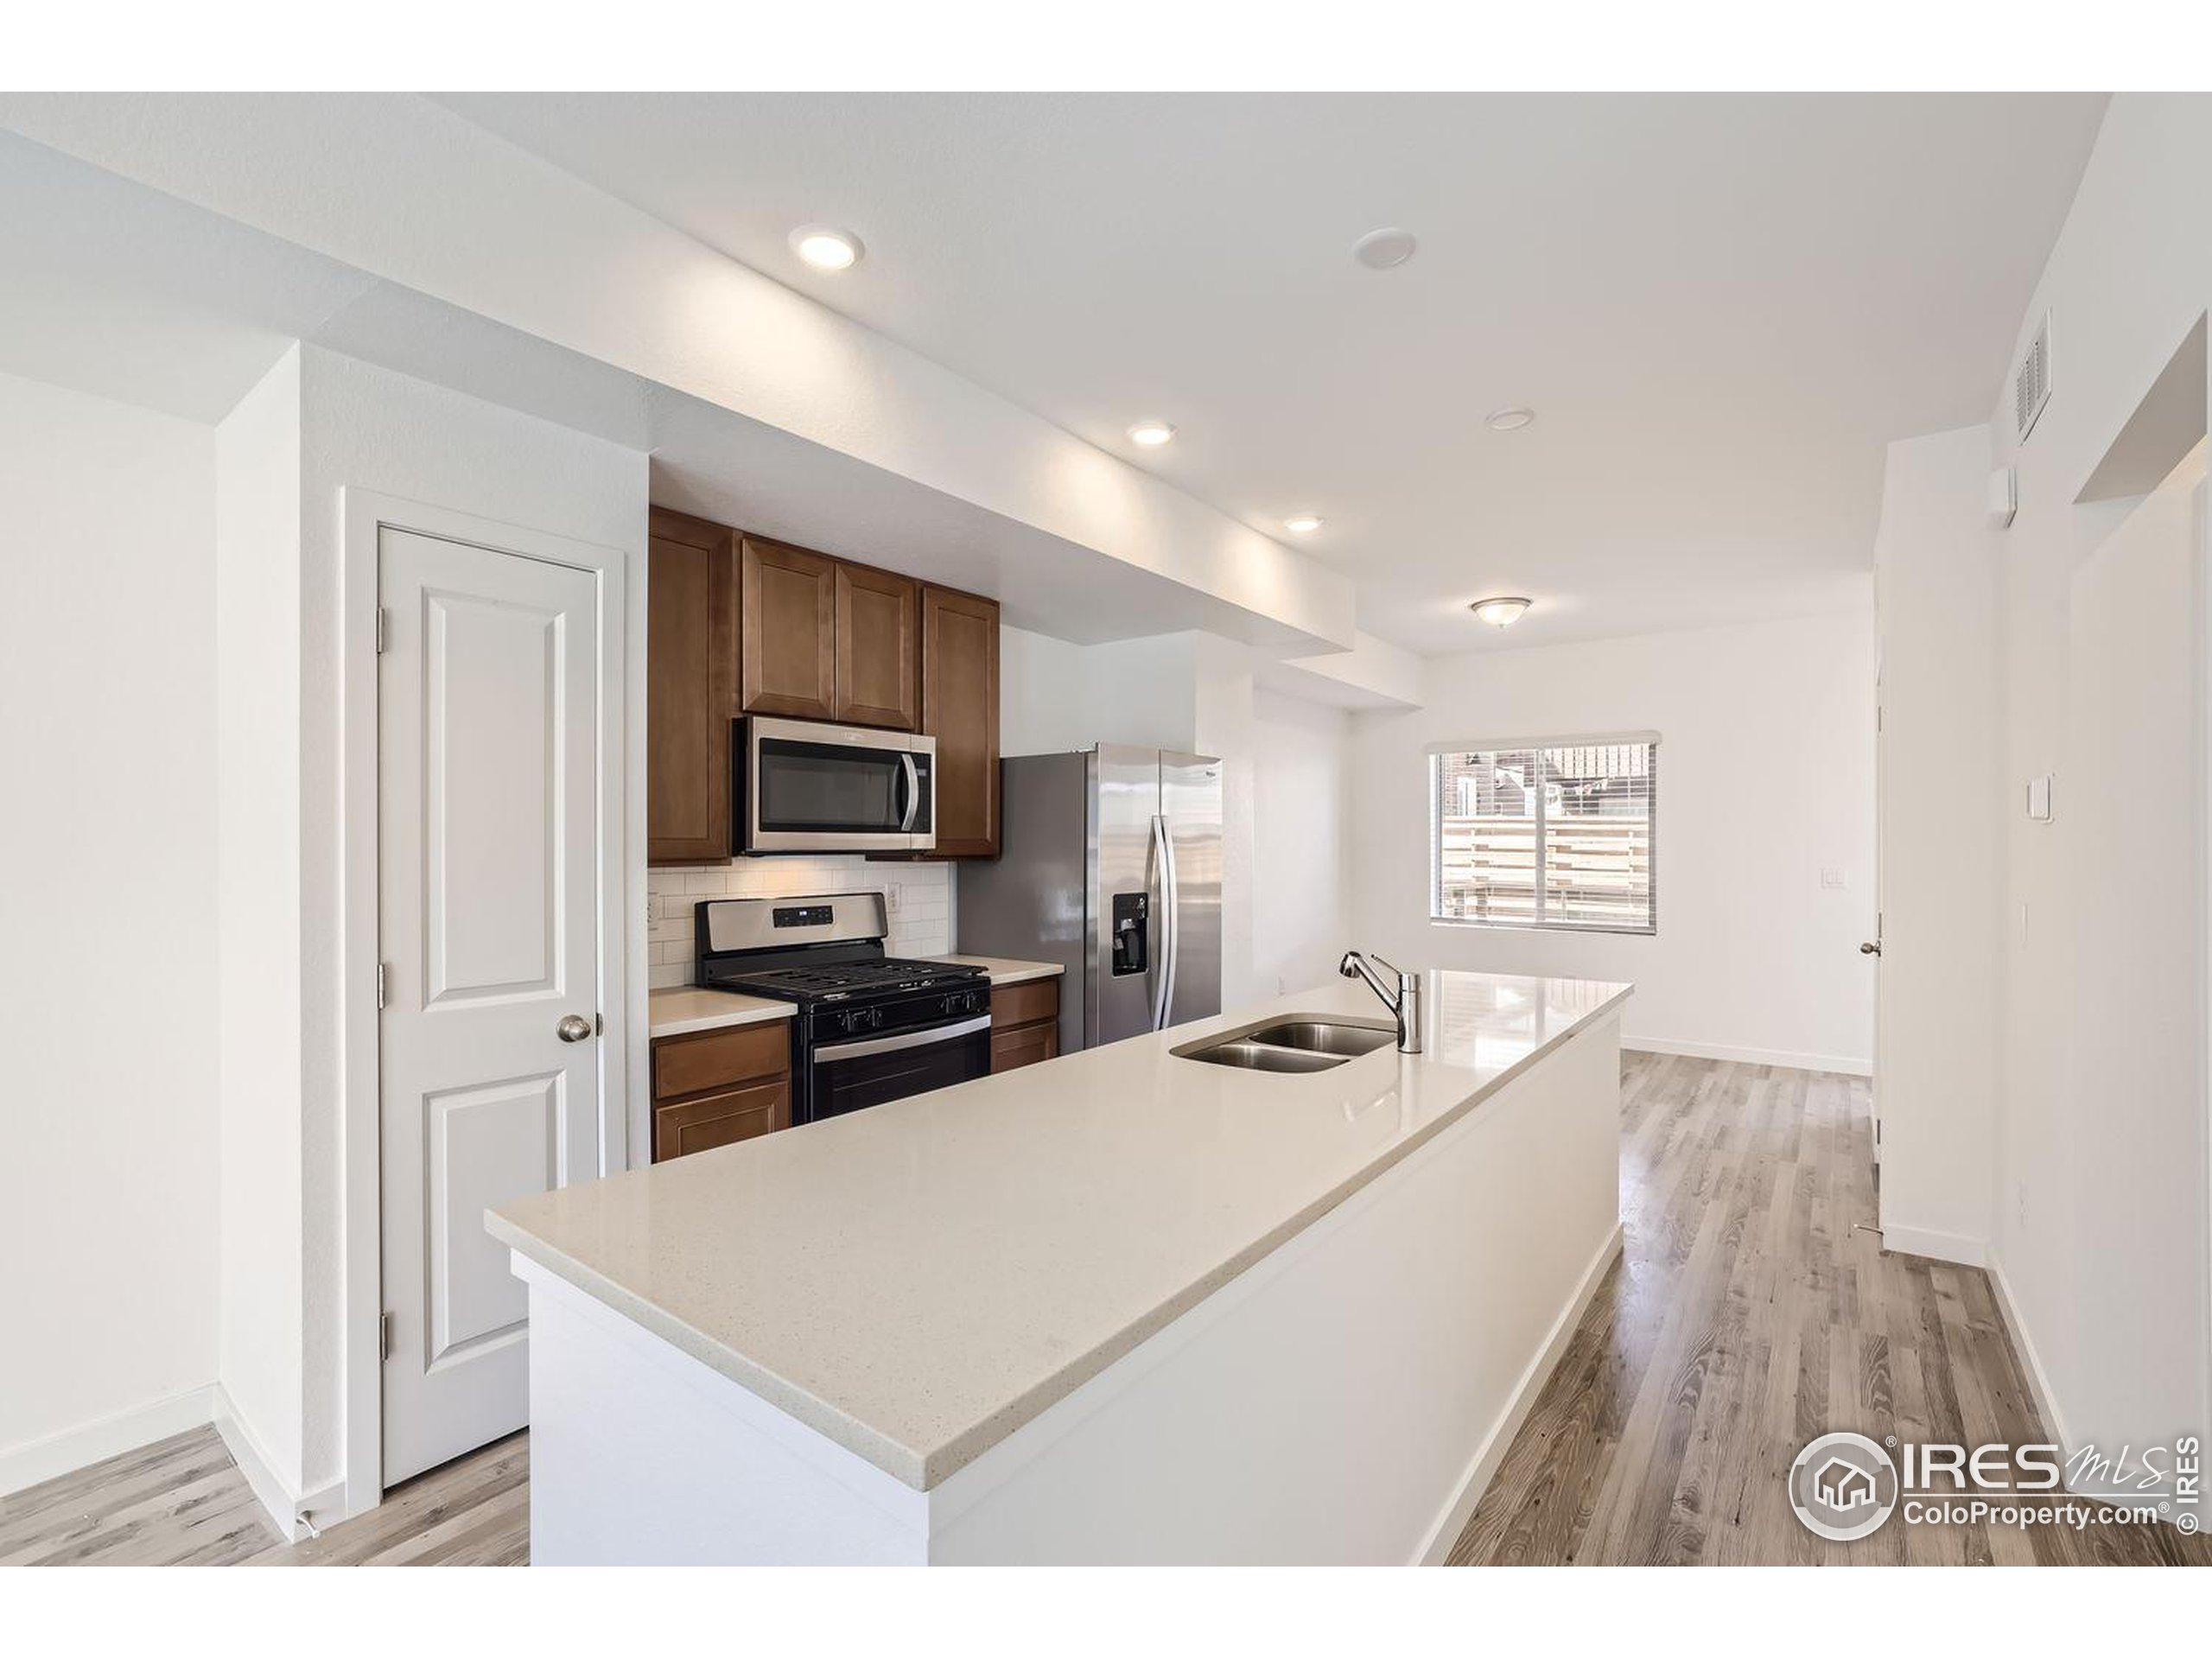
[[898, 751, 920, 833]]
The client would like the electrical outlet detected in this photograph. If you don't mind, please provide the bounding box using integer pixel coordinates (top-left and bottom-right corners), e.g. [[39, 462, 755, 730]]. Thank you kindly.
[[645, 894, 658, 927], [884, 886, 900, 915], [2016, 1179, 2028, 1230]]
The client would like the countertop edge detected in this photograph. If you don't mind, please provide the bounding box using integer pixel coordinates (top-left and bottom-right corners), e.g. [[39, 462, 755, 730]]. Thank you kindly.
[[499, 982, 1633, 1491], [646, 1001, 796, 1039], [485, 1211, 931, 1489]]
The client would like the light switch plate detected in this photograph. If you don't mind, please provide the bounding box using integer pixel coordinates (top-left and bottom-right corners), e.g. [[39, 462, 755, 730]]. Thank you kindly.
[[2026, 774, 2052, 822], [1821, 868, 1847, 890]]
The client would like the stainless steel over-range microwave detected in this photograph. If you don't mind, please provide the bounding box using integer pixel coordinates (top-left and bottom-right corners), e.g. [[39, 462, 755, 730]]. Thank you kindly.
[[734, 715, 937, 854]]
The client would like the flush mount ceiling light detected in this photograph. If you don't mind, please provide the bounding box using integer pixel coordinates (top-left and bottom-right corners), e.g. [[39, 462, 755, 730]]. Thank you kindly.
[[1351, 227, 1419, 270], [1282, 513, 1325, 534], [789, 225, 864, 270], [1485, 406, 1536, 432], [1470, 595, 1532, 628], [1128, 419, 1178, 447]]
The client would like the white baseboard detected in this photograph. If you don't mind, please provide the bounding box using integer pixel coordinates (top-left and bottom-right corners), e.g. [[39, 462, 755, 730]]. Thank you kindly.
[[1878, 1223, 1988, 1267], [1415, 1221, 1624, 1565], [212, 1384, 311, 1543], [1623, 1036, 1872, 1077], [1986, 1251, 2074, 1457], [0, 1385, 216, 1498]]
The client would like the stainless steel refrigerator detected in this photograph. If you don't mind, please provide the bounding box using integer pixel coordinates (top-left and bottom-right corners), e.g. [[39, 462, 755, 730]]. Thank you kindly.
[[959, 746, 1222, 1054]]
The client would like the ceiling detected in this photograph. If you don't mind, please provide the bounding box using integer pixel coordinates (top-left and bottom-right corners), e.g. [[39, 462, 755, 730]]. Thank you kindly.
[[434, 92, 2107, 655], [0, 126, 1337, 652]]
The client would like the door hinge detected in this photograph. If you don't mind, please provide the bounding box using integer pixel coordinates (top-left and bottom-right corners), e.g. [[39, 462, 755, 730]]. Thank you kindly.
[[375, 607, 389, 654], [377, 963, 388, 1010], [379, 1311, 394, 1361]]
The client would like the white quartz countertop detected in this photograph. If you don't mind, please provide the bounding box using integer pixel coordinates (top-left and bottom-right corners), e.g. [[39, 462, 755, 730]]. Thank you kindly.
[[496, 969, 1631, 1491], [646, 987, 796, 1039], [927, 954, 1065, 986]]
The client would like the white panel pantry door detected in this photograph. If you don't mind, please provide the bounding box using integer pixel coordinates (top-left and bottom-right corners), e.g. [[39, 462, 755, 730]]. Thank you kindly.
[[378, 526, 603, 1484]]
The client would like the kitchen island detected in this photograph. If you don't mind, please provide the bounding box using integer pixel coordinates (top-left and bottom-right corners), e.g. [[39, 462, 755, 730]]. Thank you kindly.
[[489, 969, 1630, 1565]]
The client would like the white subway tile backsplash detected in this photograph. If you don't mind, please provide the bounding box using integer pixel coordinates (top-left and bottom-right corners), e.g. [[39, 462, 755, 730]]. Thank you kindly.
[[645, 856, 955, 988]]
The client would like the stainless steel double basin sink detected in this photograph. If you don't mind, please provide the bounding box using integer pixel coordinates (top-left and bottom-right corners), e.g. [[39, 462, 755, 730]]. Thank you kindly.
[[1172, 1016, 1398, 1074]]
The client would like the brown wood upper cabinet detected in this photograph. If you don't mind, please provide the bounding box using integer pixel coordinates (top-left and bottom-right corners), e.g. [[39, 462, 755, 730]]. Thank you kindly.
[[918, 584, 1001, 858], [650, 512, 1001, 861], [739, 535, 838, 721], [833, 563, 919, 729], [646, 509, 737, 864]]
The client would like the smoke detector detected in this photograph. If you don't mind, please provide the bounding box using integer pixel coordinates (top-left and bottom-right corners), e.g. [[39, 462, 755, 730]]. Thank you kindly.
[[2014, 313, 2052, 442]]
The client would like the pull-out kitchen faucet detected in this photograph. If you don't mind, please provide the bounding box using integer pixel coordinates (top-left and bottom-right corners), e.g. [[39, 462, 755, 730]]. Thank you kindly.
[[1338, 950, 1423, 1054]]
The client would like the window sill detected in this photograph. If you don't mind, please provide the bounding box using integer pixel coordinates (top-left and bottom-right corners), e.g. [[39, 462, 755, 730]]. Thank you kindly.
[[1427, 916, 1656, 938]]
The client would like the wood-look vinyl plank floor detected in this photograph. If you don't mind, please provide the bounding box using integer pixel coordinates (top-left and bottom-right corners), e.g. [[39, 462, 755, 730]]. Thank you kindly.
[[7, 1055, 2202, 1567], [1448, 1052, 2210, 1567]]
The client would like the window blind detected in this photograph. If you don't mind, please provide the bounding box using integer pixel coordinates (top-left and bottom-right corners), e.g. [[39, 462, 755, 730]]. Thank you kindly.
[[1430, 739, 1657, 934]]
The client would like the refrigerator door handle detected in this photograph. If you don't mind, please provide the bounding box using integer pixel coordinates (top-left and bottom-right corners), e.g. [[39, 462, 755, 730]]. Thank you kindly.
[[1152, 812, 1180, 1030]]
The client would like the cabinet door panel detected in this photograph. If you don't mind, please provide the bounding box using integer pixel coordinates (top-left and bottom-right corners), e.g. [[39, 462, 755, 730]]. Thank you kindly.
[[834, 563, 919, 729], [990, 1020, 1058, 1074], [652, 1021, 791, 1101], [740, 537, 837, 720], [646, 510, 736, 864], [653, 1079, 790, 1162], [918, 585, 1001, 858], [989, 978, 1059, 1031]]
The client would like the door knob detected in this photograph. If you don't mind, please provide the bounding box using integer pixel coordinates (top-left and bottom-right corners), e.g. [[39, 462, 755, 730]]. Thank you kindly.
[[556, 1014, 594, 1043], [1859, 941, 1881, 957]]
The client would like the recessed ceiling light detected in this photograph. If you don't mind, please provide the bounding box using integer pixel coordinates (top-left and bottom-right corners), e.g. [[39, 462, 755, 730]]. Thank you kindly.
[[1128, 419, 1177, 448], [1282, 513, 1325, 534], [1485, 406, 1536, 432], [1352, 227, 1419, 270], [789, 225, 863, 270], [1470, 596, 1532, 627]]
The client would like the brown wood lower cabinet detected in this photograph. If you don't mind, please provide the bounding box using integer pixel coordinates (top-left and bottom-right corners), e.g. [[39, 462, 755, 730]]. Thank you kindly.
[[651, 1019, 793, 1162], [989, 976, 1063, 1075], [655, 1080, 790, 1161]]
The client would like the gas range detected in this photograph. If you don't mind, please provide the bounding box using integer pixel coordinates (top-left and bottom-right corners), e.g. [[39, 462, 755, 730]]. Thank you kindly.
[[712, 956, 983, 1004], [695, 893, 990, 1125]]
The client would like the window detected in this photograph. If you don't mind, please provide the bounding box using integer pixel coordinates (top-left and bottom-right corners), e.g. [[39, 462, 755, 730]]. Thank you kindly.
[[1430, 736, 1656, 933]]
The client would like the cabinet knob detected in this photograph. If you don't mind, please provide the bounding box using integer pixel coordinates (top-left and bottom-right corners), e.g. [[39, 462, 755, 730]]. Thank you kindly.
[[556, 1014, 595, 1043]]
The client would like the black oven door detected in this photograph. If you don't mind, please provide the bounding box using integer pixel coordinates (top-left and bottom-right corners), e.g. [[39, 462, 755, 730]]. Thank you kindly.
[[802, 1014, 992, 1124]]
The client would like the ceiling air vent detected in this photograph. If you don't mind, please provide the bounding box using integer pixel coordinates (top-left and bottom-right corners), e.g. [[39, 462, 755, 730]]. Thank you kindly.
[[2014, 312, 2052, 442]]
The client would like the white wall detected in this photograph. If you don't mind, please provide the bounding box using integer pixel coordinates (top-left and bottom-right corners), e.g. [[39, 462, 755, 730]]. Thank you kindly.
[[1348, 612, 1878, 1071], [214, 348, 306, 1493], [2060, 450, 2206, 1470], [0, 370, 220, 1485], [1251, 690, 1353, 995], [999, 625, 1208, 757], [1869, 424, 2003, 1264], [1976, 92, 2212, 1466]]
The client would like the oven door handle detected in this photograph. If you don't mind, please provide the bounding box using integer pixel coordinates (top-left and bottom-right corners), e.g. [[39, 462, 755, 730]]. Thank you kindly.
[[897, 752, 921, 834], [810, 1013, 990, 1063]]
